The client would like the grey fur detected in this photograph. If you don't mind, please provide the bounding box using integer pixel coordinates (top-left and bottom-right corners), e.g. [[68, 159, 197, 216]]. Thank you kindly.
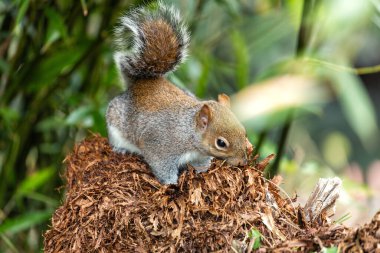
[[107, 93, 213, 184], [107, 3, 248, 184]]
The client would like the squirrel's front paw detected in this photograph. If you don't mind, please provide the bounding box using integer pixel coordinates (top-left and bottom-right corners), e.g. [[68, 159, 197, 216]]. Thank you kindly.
[[158, 173, 179, 185], [190, 157, 212, 173], [112, 146, 129, 154]]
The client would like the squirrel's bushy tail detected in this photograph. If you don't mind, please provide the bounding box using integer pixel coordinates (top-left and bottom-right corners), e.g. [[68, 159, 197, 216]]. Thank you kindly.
[[114, 2, 189, 80]]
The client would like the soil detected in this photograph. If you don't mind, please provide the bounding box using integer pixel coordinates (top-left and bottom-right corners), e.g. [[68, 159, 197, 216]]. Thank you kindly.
[[44, 135, 380, 252]]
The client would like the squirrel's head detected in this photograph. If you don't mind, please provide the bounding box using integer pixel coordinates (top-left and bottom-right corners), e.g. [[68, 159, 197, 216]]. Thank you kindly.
[[196, 94, 253, 166]]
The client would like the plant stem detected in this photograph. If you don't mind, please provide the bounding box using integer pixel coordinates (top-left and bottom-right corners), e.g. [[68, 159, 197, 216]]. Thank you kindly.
[[267, 0, 315, 178]]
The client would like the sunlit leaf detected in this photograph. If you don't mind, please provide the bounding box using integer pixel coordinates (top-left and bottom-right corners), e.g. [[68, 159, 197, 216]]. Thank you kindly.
[[65, 105, 93, 127], [286, 0, 303, 28], [232, 75, 330, 122], [15, 0, 30, 27]]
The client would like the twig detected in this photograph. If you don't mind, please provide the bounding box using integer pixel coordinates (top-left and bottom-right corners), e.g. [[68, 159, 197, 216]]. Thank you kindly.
[[304, 57, 380, 75], [268, 112, 293, 177], [260, 176, 297, 215]]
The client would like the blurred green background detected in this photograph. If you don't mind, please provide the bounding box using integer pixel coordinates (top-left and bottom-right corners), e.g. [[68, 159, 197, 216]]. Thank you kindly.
[[1, 0, 380, 251]]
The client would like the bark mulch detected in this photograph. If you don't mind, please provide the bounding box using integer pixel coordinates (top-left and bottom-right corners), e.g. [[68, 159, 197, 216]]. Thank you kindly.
[[44, 135, 380, 252]]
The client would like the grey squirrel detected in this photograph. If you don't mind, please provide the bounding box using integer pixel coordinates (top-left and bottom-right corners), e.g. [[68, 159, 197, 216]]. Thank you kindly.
[[106, 3, 253, 184]]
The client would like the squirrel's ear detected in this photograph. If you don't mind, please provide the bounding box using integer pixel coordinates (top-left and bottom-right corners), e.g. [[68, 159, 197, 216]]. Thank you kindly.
[[197, 104, 211, 132], [218, 93, 231, 108]]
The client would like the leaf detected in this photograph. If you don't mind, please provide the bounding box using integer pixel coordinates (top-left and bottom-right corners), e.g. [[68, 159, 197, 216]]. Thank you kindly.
[[247, 228, 262, 250], [285, 0, 303, 28], [15, 167, 55, 198], [15, 0, 30, 26], [215, 0, 240, 17], [330, 71, 379, 149], [167, 74, 187, 90], [231, 30, 249, 89], [91, 107, 107, 135], [0, 107, 20, 129], [65, 105, 93, 126], [35, 115, 66, 132], [176, 54, 209, 98], [45, 7, 68, 38], [0, 233, 18, 253], [27, 44, 88, 92], [25, 192, 59, 206], [322, 246, 338, 253], [42, 7, 69, 52], [334, 212, 351, 224], [231, 75, 329, 123], [0, 210, 52, 234], [0, 58, 9, 74]]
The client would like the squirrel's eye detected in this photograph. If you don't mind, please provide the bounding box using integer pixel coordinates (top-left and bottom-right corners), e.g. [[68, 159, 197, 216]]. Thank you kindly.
[[215, 137, 229, 150], [217, 139, 226, 147]]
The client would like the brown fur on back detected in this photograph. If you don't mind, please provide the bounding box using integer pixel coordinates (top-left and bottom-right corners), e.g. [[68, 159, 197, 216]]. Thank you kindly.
[[131, 78, 197, 112]]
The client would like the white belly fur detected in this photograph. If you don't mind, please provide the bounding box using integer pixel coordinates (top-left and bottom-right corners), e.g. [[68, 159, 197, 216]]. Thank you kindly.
[[108, 125, 142, 154]]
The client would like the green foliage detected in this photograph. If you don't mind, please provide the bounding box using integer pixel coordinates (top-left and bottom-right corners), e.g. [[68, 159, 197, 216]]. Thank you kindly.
[[0, 210, 53, 234], [0, 0, 379, 252], [330, 71, 378, 149], [0, 0, 130, 251], [247, 228, 262, 250], [231, 30, 250, 89], [321, 246, 339, 253], [15, 167, 55, 198], [334, 213, 352, 225]]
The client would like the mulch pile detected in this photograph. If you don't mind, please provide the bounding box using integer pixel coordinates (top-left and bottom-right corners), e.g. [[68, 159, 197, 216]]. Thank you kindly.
[[338, 212, 380, 252], [44, 135, 380, 252]]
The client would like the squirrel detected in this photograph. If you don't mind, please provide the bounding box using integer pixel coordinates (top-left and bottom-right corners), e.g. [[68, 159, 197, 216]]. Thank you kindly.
[[106, 3, 253, 184]]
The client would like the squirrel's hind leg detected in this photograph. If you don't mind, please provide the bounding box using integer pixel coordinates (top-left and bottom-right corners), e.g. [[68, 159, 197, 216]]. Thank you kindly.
[[143, 154, 182, 184], [107, 125, 142, 155]]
